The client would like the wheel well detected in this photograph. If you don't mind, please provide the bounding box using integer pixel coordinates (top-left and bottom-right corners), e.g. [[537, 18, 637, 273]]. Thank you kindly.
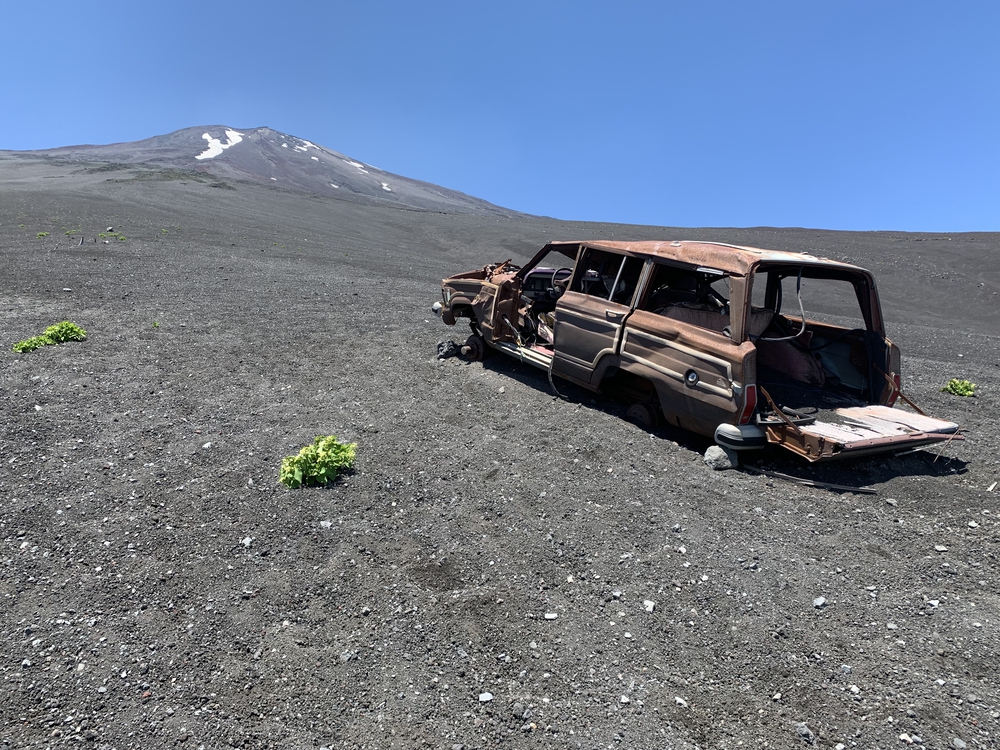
[[600, 371, 660, 407], [452, 303, 476, 321]]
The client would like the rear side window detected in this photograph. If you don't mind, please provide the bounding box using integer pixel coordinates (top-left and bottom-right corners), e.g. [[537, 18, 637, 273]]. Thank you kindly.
[[778, 275, 867, 329], [570, 248, 644, 304], [640, 262, 731, 334], [751, 267, 871, 330]]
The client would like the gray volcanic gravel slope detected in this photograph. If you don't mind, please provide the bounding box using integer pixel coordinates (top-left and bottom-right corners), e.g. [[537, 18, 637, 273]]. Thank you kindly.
[[1, 156, 999, 750]]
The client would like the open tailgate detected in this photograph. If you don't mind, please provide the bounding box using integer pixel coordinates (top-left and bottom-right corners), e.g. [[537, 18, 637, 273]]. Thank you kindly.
[[765, 405, 962, 462]]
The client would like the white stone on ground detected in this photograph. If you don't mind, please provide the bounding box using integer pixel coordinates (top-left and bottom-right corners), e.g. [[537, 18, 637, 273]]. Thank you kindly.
[[703, 445, 736, 469]]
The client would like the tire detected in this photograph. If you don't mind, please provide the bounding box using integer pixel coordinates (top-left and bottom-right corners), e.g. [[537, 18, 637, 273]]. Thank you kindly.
[[626, 402, 660, 431]]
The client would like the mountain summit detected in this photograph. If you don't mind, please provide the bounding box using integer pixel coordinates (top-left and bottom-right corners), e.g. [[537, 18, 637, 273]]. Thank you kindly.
[[26, 125, 510, 215]]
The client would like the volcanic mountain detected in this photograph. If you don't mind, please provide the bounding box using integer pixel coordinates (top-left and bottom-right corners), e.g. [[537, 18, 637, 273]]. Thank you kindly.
[[19, 125, 511, 215]]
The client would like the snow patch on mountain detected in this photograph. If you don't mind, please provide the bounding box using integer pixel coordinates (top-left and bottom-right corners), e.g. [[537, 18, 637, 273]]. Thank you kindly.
[[195, 129, 244, 160], [344, 159, 369, 175]]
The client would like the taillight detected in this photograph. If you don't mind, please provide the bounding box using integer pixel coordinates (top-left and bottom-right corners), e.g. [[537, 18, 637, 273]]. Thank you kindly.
[[886, 372, 901, 406], [739, 384, 757, 424]]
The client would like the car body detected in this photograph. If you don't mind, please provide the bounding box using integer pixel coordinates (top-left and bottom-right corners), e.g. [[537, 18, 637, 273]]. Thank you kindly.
[[433, 240, 961, 462]]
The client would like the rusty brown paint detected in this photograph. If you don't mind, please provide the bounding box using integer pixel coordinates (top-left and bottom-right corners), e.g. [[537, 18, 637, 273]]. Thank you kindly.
[[434, 240, 964, 463]]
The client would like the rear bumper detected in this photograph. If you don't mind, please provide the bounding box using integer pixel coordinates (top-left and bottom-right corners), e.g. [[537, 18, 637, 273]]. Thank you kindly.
[[715, 423, 768, 451]]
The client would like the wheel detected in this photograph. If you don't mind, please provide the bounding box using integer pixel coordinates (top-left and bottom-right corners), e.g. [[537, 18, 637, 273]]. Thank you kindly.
[[626, 402, 660, 430], [461, 334, 486, 361]]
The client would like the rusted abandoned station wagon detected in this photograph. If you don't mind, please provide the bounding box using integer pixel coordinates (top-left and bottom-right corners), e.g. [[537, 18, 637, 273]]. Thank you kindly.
[[433, 241, 961, 462]]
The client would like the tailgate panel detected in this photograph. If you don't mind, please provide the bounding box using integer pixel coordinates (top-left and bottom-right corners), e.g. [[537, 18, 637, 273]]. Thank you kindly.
[[766, 405, 961, 461]]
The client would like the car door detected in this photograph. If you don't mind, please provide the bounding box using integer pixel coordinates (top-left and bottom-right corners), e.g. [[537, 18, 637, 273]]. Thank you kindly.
[[551, 246, 645, 387], [619, 261, 744, 434]]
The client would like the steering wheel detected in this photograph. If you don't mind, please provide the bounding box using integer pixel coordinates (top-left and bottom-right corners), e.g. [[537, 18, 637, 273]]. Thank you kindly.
[[547, 267, 574, 299]]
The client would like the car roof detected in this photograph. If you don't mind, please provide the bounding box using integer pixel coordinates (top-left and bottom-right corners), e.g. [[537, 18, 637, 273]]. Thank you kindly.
[[545, 240, 867, 277]]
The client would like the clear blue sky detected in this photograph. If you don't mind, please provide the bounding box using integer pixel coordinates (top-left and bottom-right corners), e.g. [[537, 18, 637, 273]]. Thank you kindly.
[[3, 1, 997, 231]]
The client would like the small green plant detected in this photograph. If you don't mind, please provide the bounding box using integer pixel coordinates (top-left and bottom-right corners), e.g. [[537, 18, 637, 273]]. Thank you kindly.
[[279, 436, 357, 488], [44, 321, 87, 342], [942, 378, 976, 397], [36, 232, 49, 239], [13, 335, 53, 353], [12, 321, 86, 353], [152, 321, 160, 329], [116, 234, 127, 241], [161, 228, 169, 233]]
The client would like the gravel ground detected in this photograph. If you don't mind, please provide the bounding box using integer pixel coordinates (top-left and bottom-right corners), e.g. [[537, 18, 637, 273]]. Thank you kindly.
[[1, 161, 999, 750]]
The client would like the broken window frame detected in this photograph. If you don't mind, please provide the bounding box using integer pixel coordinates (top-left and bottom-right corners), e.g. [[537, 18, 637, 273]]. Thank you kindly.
[[636, 259, 734, 339]]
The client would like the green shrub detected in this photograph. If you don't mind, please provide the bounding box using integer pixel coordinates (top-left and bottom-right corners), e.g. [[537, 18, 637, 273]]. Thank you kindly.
[[36, 232, 49, 239], [941, 378, 976, 397], [44, 321, 87, 343], [13, 335, 54, 353], [12, 321, 86, 353], [280, 436, 356, 488]]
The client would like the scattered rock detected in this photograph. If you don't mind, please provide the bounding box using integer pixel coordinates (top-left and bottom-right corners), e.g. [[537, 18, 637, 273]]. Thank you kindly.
[[795, 722, 816, 745], [703, 445, 737, 470], [478, 692, 494, 702], [544, 612, 558, 620], [643, 600, 655, 613], [813, 597, 827, 608]]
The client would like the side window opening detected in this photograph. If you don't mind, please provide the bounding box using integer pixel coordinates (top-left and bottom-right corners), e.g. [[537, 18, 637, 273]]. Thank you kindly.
[[776, 274, 867, 330], [751, 265, 878, 404], [640, 262, 731, 335], [515, 245, 579, 313], [749, 267, 870, 339], [571, 248, 643, 304]]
